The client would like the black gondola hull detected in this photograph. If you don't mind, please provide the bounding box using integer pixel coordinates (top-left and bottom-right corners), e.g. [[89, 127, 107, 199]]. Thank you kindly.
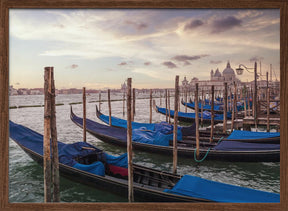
[[17, 142, 208, 202]]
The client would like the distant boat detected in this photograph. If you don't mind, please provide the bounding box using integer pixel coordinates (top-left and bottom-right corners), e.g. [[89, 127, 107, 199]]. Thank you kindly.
[[154, 103, 231, 124]]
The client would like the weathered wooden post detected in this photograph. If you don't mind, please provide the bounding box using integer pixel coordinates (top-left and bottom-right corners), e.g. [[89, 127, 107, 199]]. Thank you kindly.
[[44, 67, 52, 203], [231, 82, 236, 132], [126, 78, 134, 202], [243, 86, 247, 117], [132, 88, 136, 121], [160, 91, 162, 106], [168, 90, 171, 124], [150, 89, 152, 124], [123, 90, 125, 116], [195, 83, 199, 159], [50, 68, 60, 202], [185, 87, 187, 113], [108, 89, 112, 126], [173, 76, 179, 174], [223, 82, 228, 133], [98, 90, 101, 111], [267, 72, 270, 132], [165, 89, 168, 122], [210, 85, 214, 143], [201, 89, 204, 127], [248, 88, 251, 116], [83, 87, 86, 142]]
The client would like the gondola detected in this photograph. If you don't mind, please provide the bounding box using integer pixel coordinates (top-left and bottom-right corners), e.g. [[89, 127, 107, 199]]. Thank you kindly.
[[96, 105, 280, 144], [154, 103, 231, 124], [71, 107, 280, 162], [9, 121, 279, 202], [181, 99, 227, 114]]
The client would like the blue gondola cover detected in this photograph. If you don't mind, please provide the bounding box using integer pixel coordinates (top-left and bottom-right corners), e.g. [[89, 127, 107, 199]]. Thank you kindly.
[[227, 130, 280, 140], [214, 141, 279, 151], [165, 175, 280, 203]]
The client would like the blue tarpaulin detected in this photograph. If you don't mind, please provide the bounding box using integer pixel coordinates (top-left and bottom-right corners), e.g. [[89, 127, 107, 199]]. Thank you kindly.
[[9, 121, 127, 176], [99, 113, 155, 131], [227, 130, 280, 140], [214, 141, 280, 151], [157, 106, 231, 120], [165, 175, 280, 203], [98, 113, 182, 140], [132, 128, 171, 146]]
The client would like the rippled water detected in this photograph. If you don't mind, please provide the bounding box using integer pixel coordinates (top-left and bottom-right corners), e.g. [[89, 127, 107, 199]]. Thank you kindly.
[[9, 93, 280, 203]]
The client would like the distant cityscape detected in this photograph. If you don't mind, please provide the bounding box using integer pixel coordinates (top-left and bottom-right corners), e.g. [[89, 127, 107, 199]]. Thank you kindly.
[[9, 62, 280, 97]]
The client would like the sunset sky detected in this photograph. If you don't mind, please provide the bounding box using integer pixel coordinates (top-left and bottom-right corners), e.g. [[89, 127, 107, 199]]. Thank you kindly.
[[9, 9, 280, 89]]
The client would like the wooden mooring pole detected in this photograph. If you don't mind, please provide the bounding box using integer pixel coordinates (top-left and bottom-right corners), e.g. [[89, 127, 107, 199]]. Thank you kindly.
[[223, 82, 227, 133], [267, 72, 270, 132], [150, 89, 152, 124], [44, 67, 52, 203], [99, 91, 101, 111], [210, 85, 214, 143], [168, 90, 171, 124], [201, 89, 204, 127], [165, 89, 168, 122], [173, 76, 179, 174], [44, 67, 60, 202], [132, 88, 136, 121], [231, 82, 236, 132], [123, 90, 125, 116], [83, 87, 86, 142], [195, 83, 200, 159], [50, 68, 60, 202], [108, 89, 112, 126], [126, 78, 134, 202]]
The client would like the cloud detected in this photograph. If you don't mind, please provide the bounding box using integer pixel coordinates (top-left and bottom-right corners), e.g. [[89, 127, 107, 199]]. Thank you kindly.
[[16, 82, 20, 85], [144, 62, 151, 66], [125, 20, 148, 31], [66, 64, 78, 69], [249, 56, 264, 62], [172, 54, 209, 62], [118, 62, 128, 66], [210, 60, 222, 64], [211, 16, 242, 33], [183, 61, 191, 66], [184, 19, 204, 31], [162, 61, 177, 69]]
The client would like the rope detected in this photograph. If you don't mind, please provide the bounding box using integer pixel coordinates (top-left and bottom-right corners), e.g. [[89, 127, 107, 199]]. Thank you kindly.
[[217, 136, 224, 144], [193, 136, 224, 163], [194, 147, 211, 163]]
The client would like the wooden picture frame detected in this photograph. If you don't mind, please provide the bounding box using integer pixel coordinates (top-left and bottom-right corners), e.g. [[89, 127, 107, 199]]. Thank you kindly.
[[1, 0, 287, 210]]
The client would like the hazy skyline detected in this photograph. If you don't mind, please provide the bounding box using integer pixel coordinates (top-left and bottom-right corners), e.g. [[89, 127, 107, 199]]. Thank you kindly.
[[9, 9, 280, 89]]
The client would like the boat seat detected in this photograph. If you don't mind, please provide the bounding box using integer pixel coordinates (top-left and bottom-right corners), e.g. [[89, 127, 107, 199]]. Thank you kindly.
[[106, 164, 128, 179]]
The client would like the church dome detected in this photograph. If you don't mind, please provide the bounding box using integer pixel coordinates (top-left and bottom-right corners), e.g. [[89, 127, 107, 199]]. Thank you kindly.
[[222, 61, 235, 75], [214, 68, 221, 77]]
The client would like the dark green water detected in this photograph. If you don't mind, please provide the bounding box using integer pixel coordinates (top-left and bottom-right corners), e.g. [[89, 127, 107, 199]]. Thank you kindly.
[[9, 93, 280, 202]]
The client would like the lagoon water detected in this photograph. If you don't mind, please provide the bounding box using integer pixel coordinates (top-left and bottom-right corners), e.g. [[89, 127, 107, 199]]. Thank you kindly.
[[9, 93, 280, 202]]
